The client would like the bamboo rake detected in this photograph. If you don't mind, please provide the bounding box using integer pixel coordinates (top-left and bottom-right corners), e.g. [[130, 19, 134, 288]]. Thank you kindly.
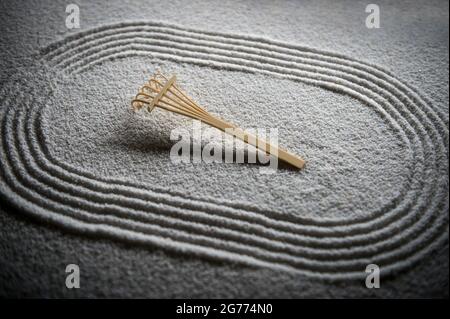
[[131, 72, 305, 169]]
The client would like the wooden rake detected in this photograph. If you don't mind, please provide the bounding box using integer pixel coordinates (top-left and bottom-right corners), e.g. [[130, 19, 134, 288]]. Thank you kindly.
[[131, 72, 305, 169]]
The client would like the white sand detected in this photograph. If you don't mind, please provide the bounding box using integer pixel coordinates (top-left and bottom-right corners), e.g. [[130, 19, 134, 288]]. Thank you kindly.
[[0, 0, 448, 297]]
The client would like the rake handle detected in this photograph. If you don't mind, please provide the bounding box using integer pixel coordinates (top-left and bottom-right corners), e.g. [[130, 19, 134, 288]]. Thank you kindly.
[[204, 116, 305, 169]]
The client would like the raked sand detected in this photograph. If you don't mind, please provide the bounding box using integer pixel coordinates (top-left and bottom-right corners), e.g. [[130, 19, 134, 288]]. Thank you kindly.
[[0, 0, 448, 297]]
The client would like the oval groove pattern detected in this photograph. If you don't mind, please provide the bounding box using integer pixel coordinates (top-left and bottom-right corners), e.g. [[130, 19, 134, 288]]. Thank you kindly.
[[0, 21, 448, 279]]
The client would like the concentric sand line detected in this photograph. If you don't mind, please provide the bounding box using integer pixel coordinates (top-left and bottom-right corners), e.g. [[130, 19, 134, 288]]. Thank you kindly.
[[40, 21, 445, 228], [0, 77, 446, 276], [25, 21, 450, 245], [24, 88, 448, 259], [40, 21, 449, 124], [29, 74, 441, 249], [0, 21, 447, 278]]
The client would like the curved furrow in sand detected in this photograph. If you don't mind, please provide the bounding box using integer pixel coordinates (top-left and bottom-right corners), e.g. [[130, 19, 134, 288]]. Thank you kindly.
[[1, 79, 448, 277], [41, 21, 448, 129], [23, 78, 447, 256], [40, 25, 447, 229], [43, 46, 446, 234], [0, 21, 446, 277]]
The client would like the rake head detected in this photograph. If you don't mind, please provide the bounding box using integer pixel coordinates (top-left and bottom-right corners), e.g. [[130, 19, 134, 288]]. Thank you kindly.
[[131, 72, 211, 123]]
